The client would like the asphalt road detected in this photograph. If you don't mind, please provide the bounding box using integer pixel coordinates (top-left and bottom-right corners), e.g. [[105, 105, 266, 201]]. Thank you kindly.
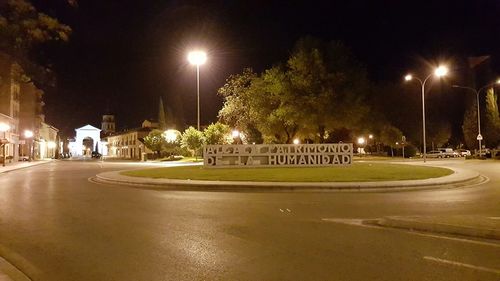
[[0, 159, 499, 281]]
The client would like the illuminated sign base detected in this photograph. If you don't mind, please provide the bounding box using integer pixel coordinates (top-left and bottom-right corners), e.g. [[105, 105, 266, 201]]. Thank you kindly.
[[204, 143, 353, 168]]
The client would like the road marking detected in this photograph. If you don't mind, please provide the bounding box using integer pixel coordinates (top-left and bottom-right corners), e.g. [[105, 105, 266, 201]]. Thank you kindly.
[[322, 218, 500, 248], [488, 217, 500, 220], [279, 209, 284, 212], [423, 256, 500, 275], [286, 209, 291, 212]]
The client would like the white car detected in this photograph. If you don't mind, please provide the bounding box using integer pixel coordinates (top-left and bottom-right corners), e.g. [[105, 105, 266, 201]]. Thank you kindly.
[[455, 149, 471, 157]]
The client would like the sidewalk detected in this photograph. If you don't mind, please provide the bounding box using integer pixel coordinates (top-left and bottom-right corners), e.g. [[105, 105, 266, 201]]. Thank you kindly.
[[376, 215, 500, 240], [0, 160, 52, 174], [93, 165, 482, 192]]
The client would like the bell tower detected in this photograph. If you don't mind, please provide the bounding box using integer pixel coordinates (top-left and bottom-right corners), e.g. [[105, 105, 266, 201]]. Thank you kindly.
[[101, 115, 115, 134]]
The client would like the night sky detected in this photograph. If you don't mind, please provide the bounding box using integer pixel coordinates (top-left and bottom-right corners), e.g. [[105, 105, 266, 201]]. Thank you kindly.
[[34, 0, 500, 136]]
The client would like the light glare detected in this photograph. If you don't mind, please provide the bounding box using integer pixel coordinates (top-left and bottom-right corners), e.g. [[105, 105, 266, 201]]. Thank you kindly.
[[434, 66, 448, 77], [187, 51, 207, 66], [404, 74, 412, 81]]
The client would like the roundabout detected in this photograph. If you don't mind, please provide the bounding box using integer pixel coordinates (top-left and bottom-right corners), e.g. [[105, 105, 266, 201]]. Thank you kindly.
[[93, 161, 483, 192]]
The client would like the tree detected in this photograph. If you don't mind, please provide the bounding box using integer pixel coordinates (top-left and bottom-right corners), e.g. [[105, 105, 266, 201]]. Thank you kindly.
[[462, 99, 478, 149], [158, 97, 167, 130], [143, 129, 167, 156], [181, 127, 204, 159], [0, 0, 71, 86], [218, 38, 370, 144], [203, 122, 232, 145], [483, 88, 500, 148]]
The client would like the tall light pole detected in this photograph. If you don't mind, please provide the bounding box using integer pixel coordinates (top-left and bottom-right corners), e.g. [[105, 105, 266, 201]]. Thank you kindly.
[[452, 79, 500, 156], [0, 123, 10, 167], [187, 50, 207, 131], [405, 65, 449, 163]]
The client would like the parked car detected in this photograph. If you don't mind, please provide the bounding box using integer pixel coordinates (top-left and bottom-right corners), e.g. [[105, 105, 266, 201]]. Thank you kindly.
[[19, 155, 30, 161], [91, 152, 102, 158], [455, 149, 471, 157], [426, 150, 445, 158], [438, 148, 459, 158]]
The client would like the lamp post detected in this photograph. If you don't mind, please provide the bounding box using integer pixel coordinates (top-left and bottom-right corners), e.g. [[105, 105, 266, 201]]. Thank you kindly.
[[452, 79, 500, 156], [0, 123, 10, 167], [188, 51, 207, 131], [24, 130, 34, 161], [404, 65, 449, 163]]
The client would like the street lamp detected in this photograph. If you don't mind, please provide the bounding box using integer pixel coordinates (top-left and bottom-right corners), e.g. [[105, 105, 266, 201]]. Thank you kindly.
[[452, 79, 500, 156], [404, 65, 449, 162], [24, 130, 34, 161], [188, 50, 207, 131], [0, 123, 10, 167]]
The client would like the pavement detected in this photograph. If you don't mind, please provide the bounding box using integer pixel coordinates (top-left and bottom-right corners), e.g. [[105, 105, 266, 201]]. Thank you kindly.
[[0, 160, 52, 281], [93, 163, 483, 191], [0, 160, 52, 174], [1, 160, 499, 280]]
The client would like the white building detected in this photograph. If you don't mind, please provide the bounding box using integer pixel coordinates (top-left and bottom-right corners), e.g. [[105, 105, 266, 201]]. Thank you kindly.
[[69, 125, 107, 157]]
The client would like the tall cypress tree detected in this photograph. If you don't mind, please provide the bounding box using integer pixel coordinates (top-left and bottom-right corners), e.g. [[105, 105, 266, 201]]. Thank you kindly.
[[462, 98, 478, 149], [484, 88, 500, 147], [158, 97, 167, 130]]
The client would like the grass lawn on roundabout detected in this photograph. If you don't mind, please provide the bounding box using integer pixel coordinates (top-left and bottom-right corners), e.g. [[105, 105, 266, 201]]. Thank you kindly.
[[121, 163, 453, 182]]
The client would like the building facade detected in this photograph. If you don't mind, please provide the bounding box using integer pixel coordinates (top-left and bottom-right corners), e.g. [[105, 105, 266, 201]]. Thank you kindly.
[[105, 120, 157, 160]]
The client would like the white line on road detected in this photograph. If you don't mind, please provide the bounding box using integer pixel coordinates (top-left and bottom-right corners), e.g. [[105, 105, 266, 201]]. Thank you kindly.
[[423, 256, 500, 275], [488, 217, 500, 220]]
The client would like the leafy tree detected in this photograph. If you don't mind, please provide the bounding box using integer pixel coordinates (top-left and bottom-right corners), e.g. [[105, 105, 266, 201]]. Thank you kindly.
[[181, 126, 205, 159], [427, 121, 452, 149], [0, 0, 71, 85], [483, 88, 500, 147], [143, 129, 167, 156], [218, 38, 370, 144], [203, 122, 232, 145], [218, 68, 262, 143]]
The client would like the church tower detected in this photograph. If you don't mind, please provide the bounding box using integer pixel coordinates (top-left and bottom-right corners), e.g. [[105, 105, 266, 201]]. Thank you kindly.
[[101, 114, 115, 134]]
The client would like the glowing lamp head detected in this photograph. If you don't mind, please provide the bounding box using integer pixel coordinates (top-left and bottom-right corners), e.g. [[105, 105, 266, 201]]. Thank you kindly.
[[293, 138, 300, 145], [187, 51, 207, 66], [231, 130, 240, 138], [357, 137, 366, 145], [24, 130, 33, 138], [434, 66, 448, 77], [368, 134, 373, 139], [47, 141, 56, 149], [164, 129, 179, 143], [0, 123, 10, 132], [496, 78, 500, 84], [404, 74, 412, 81]]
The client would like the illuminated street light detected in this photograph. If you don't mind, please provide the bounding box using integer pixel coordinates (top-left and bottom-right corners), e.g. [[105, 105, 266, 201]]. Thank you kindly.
[[164, 129, 179, 143], [357, 137, 366, 145], [293, 138, 300, 145], [24, 130, 34, 161], [452, 80, 500, 156], [24, 130, 33, 138], [231, 130, 240, 138], [404, 65, 449, 163], [188, 50, 207, 131]]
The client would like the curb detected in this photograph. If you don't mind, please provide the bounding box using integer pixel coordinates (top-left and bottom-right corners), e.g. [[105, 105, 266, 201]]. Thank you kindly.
[[92, 165, 483, 192], [376, 216, 500, 240], [0, 257, 31, 281], [0, 160, 53, 174]]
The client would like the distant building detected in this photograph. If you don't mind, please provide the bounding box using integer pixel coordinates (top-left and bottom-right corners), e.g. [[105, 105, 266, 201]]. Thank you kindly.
[[105, 120, 158, 159], [0, 52, 58, 161], [68, 124, 105, 157]]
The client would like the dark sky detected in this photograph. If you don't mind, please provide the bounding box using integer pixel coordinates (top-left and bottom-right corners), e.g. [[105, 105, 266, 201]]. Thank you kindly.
[[34, 0, 500, 136]]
